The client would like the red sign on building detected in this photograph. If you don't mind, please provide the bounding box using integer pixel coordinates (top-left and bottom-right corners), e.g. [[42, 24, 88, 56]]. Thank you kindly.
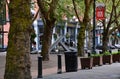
[[96, 6, 105, 20]]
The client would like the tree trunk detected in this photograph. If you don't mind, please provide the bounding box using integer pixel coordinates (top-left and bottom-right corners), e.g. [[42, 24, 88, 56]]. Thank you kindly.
[[4, 32, 31, 79], [37, 0, 59, 61], [73, 0, 92, 57], [77, 24, 85, 56], [102, 19, 110, 53], [41, 22, 53, 61], [4, 0, 32, 79], [102, 32, 109, 53]]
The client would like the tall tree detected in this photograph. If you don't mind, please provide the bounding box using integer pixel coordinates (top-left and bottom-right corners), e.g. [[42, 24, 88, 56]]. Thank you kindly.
[[98, 0, 120, 52], [72, 0, 93, 56], [4, 0, 32, 79], [37, 0, 59, 60]]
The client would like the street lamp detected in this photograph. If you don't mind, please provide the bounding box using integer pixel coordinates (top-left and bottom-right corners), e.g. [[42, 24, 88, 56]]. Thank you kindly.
[[93, 2, 105, 53], [92, 0, 96, 53]]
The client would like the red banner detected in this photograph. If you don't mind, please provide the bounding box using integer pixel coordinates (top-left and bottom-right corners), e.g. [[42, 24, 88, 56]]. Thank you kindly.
[[96, 6, 105, 20]]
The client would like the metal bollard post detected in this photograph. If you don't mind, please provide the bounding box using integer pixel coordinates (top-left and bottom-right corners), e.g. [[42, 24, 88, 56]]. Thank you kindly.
[[57, 54, 62, 74], [109, 50, 112, 54], [99, 51, 103, 54], [118, 49, 120, 52], [37, 56, 42, 78], [88, 52, 91, 57]]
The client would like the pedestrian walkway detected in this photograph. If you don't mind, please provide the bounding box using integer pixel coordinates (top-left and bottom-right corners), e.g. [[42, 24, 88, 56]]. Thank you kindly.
[[31, 54, 66, 78], [31, 53, 81, 79], [1, 52, 120, 79], [0, 52, 6, 56], [34, 63, 120, 79], [31, 54, 120, 79]]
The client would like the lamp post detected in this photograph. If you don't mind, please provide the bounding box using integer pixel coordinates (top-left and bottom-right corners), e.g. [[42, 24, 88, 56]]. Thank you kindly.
[[99, 25, 102, 44], [92, 0, 96, 53]]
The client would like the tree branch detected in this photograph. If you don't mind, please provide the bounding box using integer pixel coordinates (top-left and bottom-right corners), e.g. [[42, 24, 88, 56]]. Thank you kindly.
[[106, 0, 114, 30], [5, 0, 9, 7], [116, 0, 120, 7], [109, 26, 119, 34], [32, 9, 40, 23], [83, 0, 92, 25], [72, 0, 82, 24], [107, 0, 120, 31], [37, 0, 48, 19], [49, 0, 59, 13]]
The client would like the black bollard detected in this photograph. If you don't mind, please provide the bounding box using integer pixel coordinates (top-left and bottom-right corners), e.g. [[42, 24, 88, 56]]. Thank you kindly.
[[88, 52, 91, 57], [37, 56, 42, 78], [57, 54, 62, 74], [118, 49, 120, 52], [99, 51, 103, 54], [109, 50, 112, 54]]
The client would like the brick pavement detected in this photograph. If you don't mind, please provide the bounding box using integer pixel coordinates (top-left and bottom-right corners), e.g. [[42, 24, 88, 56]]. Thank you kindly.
[[1, 52, 120, 79], [35, 63, 120, 79], [0, 52, 68, 79], [31, 54, 66, 78]]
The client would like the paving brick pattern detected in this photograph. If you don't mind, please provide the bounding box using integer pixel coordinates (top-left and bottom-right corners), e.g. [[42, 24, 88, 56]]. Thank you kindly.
[[1, 52, 120, 79]]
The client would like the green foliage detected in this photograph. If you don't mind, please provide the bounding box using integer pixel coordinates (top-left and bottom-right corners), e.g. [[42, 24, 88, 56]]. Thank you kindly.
[[31, 32, 36, 42], [112, 50, 120, 54], [112, 52, 119, 55], [118, 50, 120, 53], [91, 53, 102, 57], [55, 0, 86, 22], [103, 51, 111, 56], [66, 32, 70, 39], [53, 33, 58, 40], [56, 0, 74, 21], [75, 0, 85, 15]]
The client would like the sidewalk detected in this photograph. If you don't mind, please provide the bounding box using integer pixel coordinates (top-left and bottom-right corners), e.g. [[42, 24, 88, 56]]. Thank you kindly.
[[0, 52, 6, 79], [36, 63, 120, 79], [0, 53, 67, 79], [31, 54, 66, 78], [31, 54, 81, 79], [1, 52, 120, 79], [31, 54, 120, 79]]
